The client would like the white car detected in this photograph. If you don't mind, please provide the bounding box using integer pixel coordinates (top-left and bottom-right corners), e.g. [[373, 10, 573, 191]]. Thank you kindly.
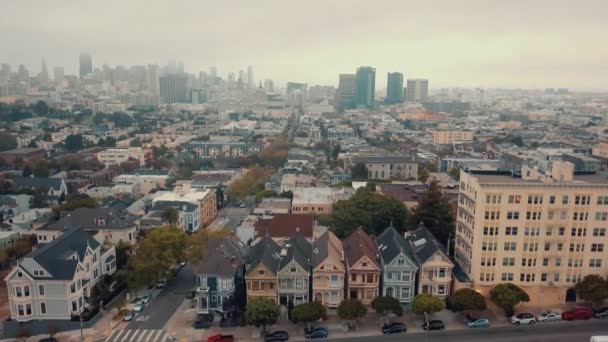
[[537, 311, 561, 323], [511, 313, 536, 325], [133, 301, 144, 313]]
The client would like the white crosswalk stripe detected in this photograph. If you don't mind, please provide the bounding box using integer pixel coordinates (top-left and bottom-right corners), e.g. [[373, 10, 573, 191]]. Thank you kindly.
[[104, 329, 170, 342]]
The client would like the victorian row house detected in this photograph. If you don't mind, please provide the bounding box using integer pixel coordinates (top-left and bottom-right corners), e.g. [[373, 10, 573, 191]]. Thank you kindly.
[[376, 224, 418, 303]]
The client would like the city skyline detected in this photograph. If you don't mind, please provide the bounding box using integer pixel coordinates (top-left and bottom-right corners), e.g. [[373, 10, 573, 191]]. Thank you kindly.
[[1, 0, 607, 91]]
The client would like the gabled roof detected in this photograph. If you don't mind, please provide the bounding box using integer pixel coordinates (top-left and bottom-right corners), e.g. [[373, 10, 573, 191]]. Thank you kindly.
[[278, 234, 312, 272], [407, 223, 453, 265], [42, 207, 135, 232], [343, 227, 379, 269], [12, 177, 63, 191], [25, 227, 99, 280], [313, 230, 344, 269], [246, 236, 281, 275], [254, 214, 313, 239], [376, 224, 416, 265], [150, 200, 198, 212], [196, 236, 246, 277]]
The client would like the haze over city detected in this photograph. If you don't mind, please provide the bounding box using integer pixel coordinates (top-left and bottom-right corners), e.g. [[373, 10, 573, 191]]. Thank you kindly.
[[2, 0, 608, 90]]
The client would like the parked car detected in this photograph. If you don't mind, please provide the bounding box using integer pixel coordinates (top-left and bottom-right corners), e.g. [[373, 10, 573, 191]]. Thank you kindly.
[[156, 279, 167, 289], [537, 311, 561, 323], [141, 294, 152, 305], [38, 338, 58, 342], [562, 307, 593, 321], [264, 331, 289, 342], [593, 307, 608, 319], [194, 313, 214, 329], [511, 313, 536, 325], [305, 326, 328, 339], [186, 290, 196, 299], [466, 314, 490, 328], [382, 322, 407, 334], [207, 334, 234, 342], [123, 310, 135, 322], [133, 301, 144, 313], [423, 320, 445, 331]]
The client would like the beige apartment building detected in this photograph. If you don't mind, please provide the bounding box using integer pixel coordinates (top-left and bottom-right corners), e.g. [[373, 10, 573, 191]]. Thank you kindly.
[[454, 161, 608, 305], [430, 130, 474, 145]]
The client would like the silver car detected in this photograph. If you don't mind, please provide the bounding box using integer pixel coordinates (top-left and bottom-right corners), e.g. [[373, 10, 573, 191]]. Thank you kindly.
[[537, 311, 561, 323]]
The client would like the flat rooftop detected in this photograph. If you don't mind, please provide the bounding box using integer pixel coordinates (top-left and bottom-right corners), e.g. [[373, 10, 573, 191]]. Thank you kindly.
[[472, 172, 608, 186]]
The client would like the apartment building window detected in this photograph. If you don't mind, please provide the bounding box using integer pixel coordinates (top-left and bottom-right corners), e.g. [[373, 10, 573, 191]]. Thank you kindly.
[[546, 227, 552, 236], [593, 228, 606, 236], [483, 227, 498, 236], [507, 211, 520, 220], [504, 242, 516, 251], [542, 258, 549, 266], [366, 274, 374, 283], [508, 195, 521, 204], [40, 302, 46, 315], [597, 196, 608, 205], [70, 283, 76, 293], [553, 273, 560, 282], [595, 212, 608, 221], [560, 212, 568, 220], [502, 257, 515, 266], [252, 281, 260, 291], [544, 242, 551, 251], [486, 195, 501, 204], [402, 272, 411, 282], [258, 270, 265, 276], [481, 257, 496, 267], [559, 227, 565, 236], [505, 227, 518, 235], [573, 212, 588, 221], [523, 243, 538, 252], [482, 242, 497, 251], [562, 196, 569, 204], [296, 279, 303, 289], [501, 273, 514, 281], [549, 196, 556, 204], [15, 287, 22, 297], [351, 274, 356, 282], [290, 266, 297, 273], [72, 301, 77, 312], [38, 285, 44, 296], [520, 273, 535, 282], [23, 286, 29, 297], [521, 258, 536, 267], [524, 227, 540, 236], [591, 243, 604, 252], [590, 259, 602, 268], [541, 273, 548, 282]]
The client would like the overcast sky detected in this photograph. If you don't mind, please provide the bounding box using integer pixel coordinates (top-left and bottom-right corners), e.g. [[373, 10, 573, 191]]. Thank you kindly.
[[1, 0, 607, 90]]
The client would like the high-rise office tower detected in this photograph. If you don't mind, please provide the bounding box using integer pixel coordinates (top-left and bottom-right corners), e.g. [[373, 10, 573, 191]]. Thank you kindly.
[[264, 79, 274, 93], [147, 64, 160, 95], [17, 64, 29, 82], [159, 74, 188, 103], [79, 53, 92, 79], [355, 66, 376, 109], [53, 67, 64, 85], [405, 79, 429, 103], [0, 64, 11, 83], [39, 59, 49, 87], [247, 65, 254, 89], [386, 72, 404, 104], [210, 67, 218, 79], [336, 74, 356, 111], [177, 61, 184, 74]]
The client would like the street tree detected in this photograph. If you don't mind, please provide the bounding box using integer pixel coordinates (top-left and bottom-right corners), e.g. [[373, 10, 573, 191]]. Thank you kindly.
[[575, 275, 608, 307], [64, 134, 85, 151], [291, 302, 326, 328], [246, 297, 279, 333], [32, 160, 50, 178], [161, 207, 179, 225], [410, 294, 445, 315], [371, 296, 403, 323], [337, 298, 367, 322], [446, 288, 487, 312], [490, 283, 529, 316], [351, 163, 368, 180], [411, 181, 455, 247]]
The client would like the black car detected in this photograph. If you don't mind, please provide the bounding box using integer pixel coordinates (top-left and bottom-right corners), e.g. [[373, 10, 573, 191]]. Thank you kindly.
[[194, 313, 214, 329], [264, 330, 289, 342], [304, 326, 328, 339], [593, 307, 608, 319], [423, 320, 445, 331], [382, 322, 407, 334], [38, 339, 59, 342]]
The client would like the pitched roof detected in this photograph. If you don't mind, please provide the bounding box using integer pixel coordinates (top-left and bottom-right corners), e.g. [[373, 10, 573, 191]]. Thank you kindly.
[[312, 230, 344, 269], [343, 227, 379, 268], [42, 207, 135, 232], [196, 236, 246, 277], [246, 236, 281, 275], [254, 214, 313, 239], [407, 222, 452, 264], [376, 224, 416, 264], [278, 234, 312, 271], [12, 177, 63, 191], [26, 227, 99, 280], [150, 200, 198, 212]]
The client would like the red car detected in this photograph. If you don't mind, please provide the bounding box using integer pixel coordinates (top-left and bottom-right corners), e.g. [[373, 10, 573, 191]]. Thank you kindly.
[[207, 334, 234, 342], [561, 307, 593, 321]]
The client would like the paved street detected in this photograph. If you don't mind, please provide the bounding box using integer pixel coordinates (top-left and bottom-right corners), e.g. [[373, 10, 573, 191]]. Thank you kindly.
[[126, 265, 196, 330]]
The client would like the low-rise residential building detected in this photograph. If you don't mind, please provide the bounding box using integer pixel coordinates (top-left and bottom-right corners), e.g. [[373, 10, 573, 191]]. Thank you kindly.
[[277, 234, 312, 306], [254, 214, 314, 245], [4, 228, 116, 321], [0, 148, 46, 167], [376, 225, 418, 304], [312, 231, 345, 308], [375, 183, 425, 209], [12, 177, 68, 202], [253, 198, 291, 216], [430, 130, 474, 145], [344, 227, 381, 305], [346, 153, 418, 180], [245, 237, 281, 304], [152, 185, 217, 228], [95, 147, 145, 167], [183, 141, 263, 158], [291, 187, 335, 215], [195, 236, 246, 317]]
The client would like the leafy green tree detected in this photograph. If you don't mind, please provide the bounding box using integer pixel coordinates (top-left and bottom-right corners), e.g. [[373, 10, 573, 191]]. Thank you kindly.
[[351, 163, 368, 180], [255, 189, 278, 203], [130, 137, 142, 147], [490, 283, 529, 316], [411, 294, 445, 315], [511, 135, 524, 147], [64, 134, 85, 151], [0, 132, 17, 152], [22, 165, 32, 177], [337, 298, 367, 321], [115, 240, 132, 269], [371, 296, 403, 321], [446, 288, 487, 312], [575, 275, 608, 307], [32, 160, 50, 178], [111, 112, 134, 128], [32, 100, 49, 115], [161, 207, 179, 225], [246, 297, 279, 333], [330, 188, 409, 238], [411, 181, 455, 246], [448, 168, 460, 181], [291, 302, 326, 328]]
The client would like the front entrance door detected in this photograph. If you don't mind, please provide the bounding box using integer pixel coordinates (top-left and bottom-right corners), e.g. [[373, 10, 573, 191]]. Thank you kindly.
[[565, 288, 577, 302]]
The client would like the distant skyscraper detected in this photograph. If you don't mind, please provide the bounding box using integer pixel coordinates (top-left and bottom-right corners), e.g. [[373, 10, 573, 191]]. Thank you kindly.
[[264, 79, 274, 93], [247, 65, 254, 89], [355, 66, 376, 109], [227, 72, 236, 88], [286, 82, 308, 101], [210, 67, 218, 79], [53, 67, 64, 85], [177, 61, 184, 74], [159, 74, 188, 103], [79, 53, 92, 79], [39, 59, 49, 87], [17, 64, 29, 83], [386, 72, 404, 104], [0, 64, 11, 83], [336, 74, 356, 111], [405, 79, 429, 103], [147, 64, 160, 95]]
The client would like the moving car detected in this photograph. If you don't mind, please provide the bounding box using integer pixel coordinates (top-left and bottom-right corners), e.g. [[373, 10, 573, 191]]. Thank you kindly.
[[264, 331, 289, 342], [537, 311, 561, 323], [156, 279, 167, 289], [593, 307, 608, 319], [382, 322, 407, 334], [511, 313, 536, 325], [465, 314, 489, 328], [207, 334, 234, 342], [141, 294, 152, 305], [423, 320, 445, 331], [305, 326, 328, 339], [562, 307, 593, 321], [123, 310, 135, 322], [132, 301, 144, 313]]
